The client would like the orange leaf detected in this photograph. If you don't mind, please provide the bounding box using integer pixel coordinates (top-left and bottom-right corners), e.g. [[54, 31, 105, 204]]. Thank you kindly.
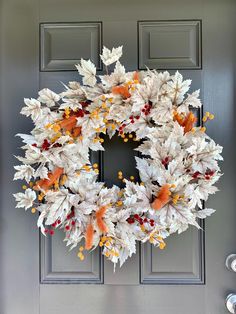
[[96, 206, 108, 233], [173, 111, 197, 133], [85, 223, 94, 250], [72, 126, 81, 138], [97, 218, 108, 233], [34, 167, 63, 191], [183, 112, 197, 133], [151, 184, 171, 210], [112, 85, 131, 99], [133, 71, 139, 82], [58, 115, 77, 132]]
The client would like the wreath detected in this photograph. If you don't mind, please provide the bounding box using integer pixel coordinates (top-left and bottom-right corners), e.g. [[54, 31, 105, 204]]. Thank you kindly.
[[13, 46, 223, 267]]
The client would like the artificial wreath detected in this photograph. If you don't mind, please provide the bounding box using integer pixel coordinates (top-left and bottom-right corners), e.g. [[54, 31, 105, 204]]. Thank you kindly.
[[13, 46, 223, 267]]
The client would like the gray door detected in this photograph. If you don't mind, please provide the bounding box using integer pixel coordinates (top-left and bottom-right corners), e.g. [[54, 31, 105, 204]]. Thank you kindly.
[[1, 0, 236, 313]]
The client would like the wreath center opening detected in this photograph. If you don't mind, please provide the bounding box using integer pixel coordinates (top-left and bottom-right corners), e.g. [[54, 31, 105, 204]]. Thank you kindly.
[[100, 133, 140, 188]]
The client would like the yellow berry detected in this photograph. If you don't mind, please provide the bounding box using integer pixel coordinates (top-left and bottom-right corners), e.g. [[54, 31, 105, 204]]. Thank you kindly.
[[101, 236, 107, 242], [105, 241, 111, 247], [93, 163, 98, 168], [31, 207, 37, 214], [130, 176, 135, 181], [79, 246, 84, 252], [53, 124, 61, 133], [200, 127, 206, 132], [149, 237, 154, 244], [159, 242, 166, 250], [123, 138, 128, 143], [94, 169, 99, 174], [22, 185, 27, 190], [140, 182, 145, 186], [105, 251, 110, 257], [101, 102, 107, 109], [45, 123, 52, 129], [209, 114, 214, 120], [77, 252, 85, 260], [140, 225, 145, 232], [117, 200, 123, 206], [205, 111, 210, 117], [100, 138, 104, 143], [202, 116, 207, 122], [128, 134, 133, 138], [121, 134, 125, 138], [118, 171, 123, 176], [99, 241, 103, 247]]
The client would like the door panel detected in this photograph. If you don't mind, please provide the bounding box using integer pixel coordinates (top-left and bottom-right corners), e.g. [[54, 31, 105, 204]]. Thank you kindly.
[[1, 0, 236, 313]]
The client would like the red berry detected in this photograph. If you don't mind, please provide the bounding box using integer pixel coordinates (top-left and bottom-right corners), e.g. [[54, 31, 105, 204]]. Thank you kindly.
[[32, 143, 37, 147], [150, 219, 154, 224], [52, 222, 56, 228], [42, 139, 50, 151], [134, 214, 139, 220], [45, 229, 48, 234], [144, 218, 148, 223], [127, 217, 135, 224], [49, 230, 54, 236], [71, 221, 76, 226], [141, 109, 145, 113], [57, 219, 61, 224], [136, 115, 140, 120], [65, 225, 70, 231], [131, 120, 135, 124]]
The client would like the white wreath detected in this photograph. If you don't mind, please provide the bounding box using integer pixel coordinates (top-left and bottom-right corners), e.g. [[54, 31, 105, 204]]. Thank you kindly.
[[13, 46, 223, 267]]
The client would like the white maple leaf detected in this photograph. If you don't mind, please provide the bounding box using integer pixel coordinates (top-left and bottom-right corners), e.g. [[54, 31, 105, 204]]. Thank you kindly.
[[100, 46, 123, 66], [59, 98, 82, 111], [196, 208, 216, 219], [14, 165, 35, 183], [135, 157, 160, 183], [21, 98, 42, 121], [13, 188, 36, 209], [150, 99, 173, 124], [100, 61, 126, 87], [76, 59, 97, 87], [34, 165, 48, 179], [16, 134, 36, 145], [167, 71, 191, 104], [38, 88, 60, 107], [44, 189, 80, 225], [178, 90, 202, 113]]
